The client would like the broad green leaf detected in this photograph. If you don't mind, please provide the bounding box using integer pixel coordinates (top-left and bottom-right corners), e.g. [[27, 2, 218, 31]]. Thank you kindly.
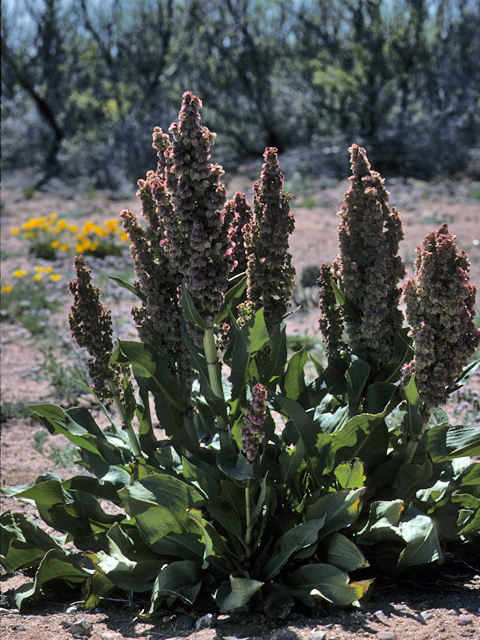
[[395, 457, 434, 498], [279, 439, 306, 484], [217, 451, 254, 481], [345, 356, 371, 416], [263, 518, 326, 580], [356, 500, 405, 544], [324, 533, 369, 572], [261, 322, 288, 388], [0, 511, 61, 573], [108, 275, 147, 302], [214, 274, 247, 324], [119, 475, 204, 550], [89, 523, 165, 592], [209, 482, 246, 542], [327, 413, 386, 472], [448, 357, 480, 392], [366, 382, 399, 415], [334, 459, 366, 488], [112, 340, 187, 414], [181, 282, 208, 330], [9, 479, 73, 529], [181, 457, 221, 498], [444, 425, 480, 460], [226, 309, 270, 418], [289, 563, 372, 606], [397, 508, 442, 569], [402, 375, 424, 439], [215, 574, 263, 611], [306, 487, 365, 537], [14, 548, 92, 610], [384, 327, 414, 384], [283, 347, 308, 401], [149, 560, 201, 611], [275, 396, 319, 450]]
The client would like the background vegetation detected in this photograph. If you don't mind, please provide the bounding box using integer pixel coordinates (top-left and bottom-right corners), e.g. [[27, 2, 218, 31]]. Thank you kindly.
[[2, 0, 480, 188]]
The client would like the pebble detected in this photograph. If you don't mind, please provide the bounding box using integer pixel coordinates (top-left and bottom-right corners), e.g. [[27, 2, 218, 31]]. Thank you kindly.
[[376, 632, 397, 640], [196, 613, 216, 630], [309, 630, 327, 640], [67, 619, 92, 638], [374, 610, 388, 622], [66, 605, 78, 614], [175, 614, 194, 631], [458, 615, 474, 626], [417, 611, 434, 623]]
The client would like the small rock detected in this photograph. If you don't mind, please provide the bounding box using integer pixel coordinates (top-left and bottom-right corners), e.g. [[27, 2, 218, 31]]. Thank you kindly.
[[376, 632, 396, 640], [417, 611, 434, 623], [196, 613, 216, 630], [162, 615, 170, 623], [356, 628, 367, 635], [11, 624, 26, 631], [458, 615, 474, 626], [309, 630, 327, 640], [67, 619, 92, 638], [374, 610, 388, 622], [175, 614, 194, 631], [66, 605, 78, 614]]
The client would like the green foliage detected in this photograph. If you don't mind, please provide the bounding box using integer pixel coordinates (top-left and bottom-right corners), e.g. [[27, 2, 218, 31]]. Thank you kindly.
[[1, 101, 479, 617]]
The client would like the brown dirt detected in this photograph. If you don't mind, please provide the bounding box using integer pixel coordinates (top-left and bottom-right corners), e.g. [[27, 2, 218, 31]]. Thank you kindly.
[[1, 169, 480, 640]]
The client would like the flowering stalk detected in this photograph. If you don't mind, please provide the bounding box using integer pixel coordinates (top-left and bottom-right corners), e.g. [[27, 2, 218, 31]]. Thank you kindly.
[[244, 148, 295, 334], [68, 256, 141, 457], [120, 179, 192, 397], [148, 92, 236, 445], [317, 262, 345, 359], [333, 145, 405, 369], [151, 92, 235, 341], [402, 224, 480, 463], [241, 383, 268, 557]]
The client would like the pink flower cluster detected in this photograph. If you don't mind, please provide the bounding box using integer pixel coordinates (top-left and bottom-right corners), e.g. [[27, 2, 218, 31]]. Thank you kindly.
[[402, 224, 480, 408], [332, 145, 405, 367], [241, 383, 268, 463]]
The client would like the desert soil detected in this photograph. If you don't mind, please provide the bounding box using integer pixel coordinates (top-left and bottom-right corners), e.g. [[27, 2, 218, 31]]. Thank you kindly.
[[1, 165, 480, 640]]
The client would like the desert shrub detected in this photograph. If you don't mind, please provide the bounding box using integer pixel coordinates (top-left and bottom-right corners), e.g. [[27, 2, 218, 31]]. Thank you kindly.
[[1, 93, 479, 617]]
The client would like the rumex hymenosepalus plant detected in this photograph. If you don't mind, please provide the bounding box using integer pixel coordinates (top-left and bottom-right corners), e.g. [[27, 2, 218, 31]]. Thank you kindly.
[[1, 96, 479, 619]]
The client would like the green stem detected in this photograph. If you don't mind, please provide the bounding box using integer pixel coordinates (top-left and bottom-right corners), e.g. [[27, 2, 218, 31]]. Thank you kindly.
[[245, 479, 253, 559], [403, 405, 433, 466], [203, 326, 232, 450], [108, 379, 142, 457]]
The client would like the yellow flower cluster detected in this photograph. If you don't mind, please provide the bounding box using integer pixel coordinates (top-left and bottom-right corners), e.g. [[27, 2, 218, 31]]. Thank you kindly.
[[74, 219, 128, 254], [1, 267, 63, 294], [11, 213, 128, 259]]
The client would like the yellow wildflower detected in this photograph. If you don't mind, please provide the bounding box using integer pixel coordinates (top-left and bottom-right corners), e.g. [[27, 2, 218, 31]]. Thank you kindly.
[[60, 244, 70, 252], [50, 274, 62, 282], [34, 266, 53, 273], [51, 240, 60, 248], [1, 285, 13, 293], [12, 269, 28, 278], [10, 228, 20, 235], [105, 220, 119, 232], [119, 232, 129, 242], [33, 274, 44, 281], [82, 221, 97, 234]]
